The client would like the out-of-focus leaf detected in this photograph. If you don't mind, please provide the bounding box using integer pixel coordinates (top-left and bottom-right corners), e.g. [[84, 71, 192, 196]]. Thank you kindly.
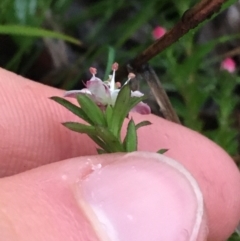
[[0, 25, 82, 45], [97, 148, 107, 154], [104, 46, 115, 80], [174, 34, 240, 78], [14, 0, 37, 23]]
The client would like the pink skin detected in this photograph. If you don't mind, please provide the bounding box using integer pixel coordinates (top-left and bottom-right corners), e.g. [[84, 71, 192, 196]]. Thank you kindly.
[[0, 68, 239, 240]]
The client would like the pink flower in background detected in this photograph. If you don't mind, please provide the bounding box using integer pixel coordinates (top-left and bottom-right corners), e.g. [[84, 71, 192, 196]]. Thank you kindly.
[[220, 57, 236, 73], [152, 26, 166, 40], [64, 63, 151, 115]]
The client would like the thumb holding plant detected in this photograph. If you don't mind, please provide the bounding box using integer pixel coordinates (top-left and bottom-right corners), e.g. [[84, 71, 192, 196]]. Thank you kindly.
[[49, 62, 240, 241]]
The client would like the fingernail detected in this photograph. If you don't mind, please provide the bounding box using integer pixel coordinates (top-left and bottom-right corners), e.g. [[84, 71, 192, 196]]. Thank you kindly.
[[77, 152, 206, 241]]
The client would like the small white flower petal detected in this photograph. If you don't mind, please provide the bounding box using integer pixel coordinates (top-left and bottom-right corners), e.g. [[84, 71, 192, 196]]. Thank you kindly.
[[63, 63, 151, 115], [87, 79, 111, 105], [110, 89, 120, 105], [64, 89, 91, 98], [89, 76, 102, 82], [131, 90, 144, 97]]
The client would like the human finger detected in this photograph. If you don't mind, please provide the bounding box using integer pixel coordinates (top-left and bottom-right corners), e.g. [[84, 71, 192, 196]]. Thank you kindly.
[[0, 152, 207, 241]]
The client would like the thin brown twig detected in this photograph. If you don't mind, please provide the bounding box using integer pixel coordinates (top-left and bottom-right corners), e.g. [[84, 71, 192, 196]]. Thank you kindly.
[[135, 0, 225, 69], [117, 0, 226, 79], [116, 0, 227, 123], [139, 65, 181, 123], [220, 46, 240, 59]]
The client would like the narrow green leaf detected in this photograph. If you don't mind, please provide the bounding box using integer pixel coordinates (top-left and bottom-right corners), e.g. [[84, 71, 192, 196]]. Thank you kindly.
[[129, 95, 146, 110], [50, 96, 94, 124], [104, 47, 115, 80], [0, 25, 82, 46], [105, 105, 113, 127], [88, 135, 112, 153], [63, 122, 96, 135], [77, 95, 106, 126], [111, 84, 131, 137], [136, 121, 152, 130], [95, 126, 124, 152], [63, 122, 112, 153], [97, 148, 107, 154], [123, 119, 137, 152], [157, 149, 168, 154]]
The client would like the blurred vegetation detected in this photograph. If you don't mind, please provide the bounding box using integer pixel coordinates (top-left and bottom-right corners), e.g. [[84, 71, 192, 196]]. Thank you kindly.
[[0, 0, 240, 239]]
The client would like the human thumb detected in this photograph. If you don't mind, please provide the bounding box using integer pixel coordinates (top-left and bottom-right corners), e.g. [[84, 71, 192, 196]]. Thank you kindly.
[[0, 152, 207, 241]]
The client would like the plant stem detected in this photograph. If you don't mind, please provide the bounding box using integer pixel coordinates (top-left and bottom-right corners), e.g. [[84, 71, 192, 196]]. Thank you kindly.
[[116, 0, 227, 124], [139, 64, 181, 124]]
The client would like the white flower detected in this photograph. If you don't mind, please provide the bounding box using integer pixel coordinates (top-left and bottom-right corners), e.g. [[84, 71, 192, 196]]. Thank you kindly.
[[64, 63, 151, 114]]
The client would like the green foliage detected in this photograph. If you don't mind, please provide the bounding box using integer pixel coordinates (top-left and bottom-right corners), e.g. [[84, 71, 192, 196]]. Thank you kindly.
[[50, 96, 93, 124], [157, 149, 168, 154], [135, 121, 152, 130], [123, 119, 137, 152], [228, 232, 240, 241], [1, 1, 240, 238], [51, 83, 151, 153], [0, 25, 81, 45]]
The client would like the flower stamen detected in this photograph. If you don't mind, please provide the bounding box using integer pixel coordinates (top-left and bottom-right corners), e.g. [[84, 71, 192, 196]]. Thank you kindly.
[[110, 62, 119, 91], [124, 72, 136, 85], [115, 82, 121, 88], [89, 67, 97, 77], [64, 63, 150, 115]]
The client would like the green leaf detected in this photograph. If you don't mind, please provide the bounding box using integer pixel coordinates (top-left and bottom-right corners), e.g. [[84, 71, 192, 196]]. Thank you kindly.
[[128, 95, 146, 110], [50, 96, 94, 125], [0, 25, 82, 46], [104, 46, 115, 80], [63, 122, 96, 135], [97, 148, 107, 154], [77, 94, 106, 126], [157, 149, 168, 154], [14, 0, 37, 23], [88, 135, 112, 153], [95, 126, 124, 152], [123, 119, 137, 152], [105, 105, 113, 127], [135, 120, 152, 130], [63, 122, 113, 153], [111, 83, 131, 137]]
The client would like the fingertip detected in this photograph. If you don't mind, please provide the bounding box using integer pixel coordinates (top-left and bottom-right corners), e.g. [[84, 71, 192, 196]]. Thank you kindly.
[[80, 152, 207, 241], [133, 113, 240, 240], [0, 68, 97, 176], [0, 152, 207, 241]]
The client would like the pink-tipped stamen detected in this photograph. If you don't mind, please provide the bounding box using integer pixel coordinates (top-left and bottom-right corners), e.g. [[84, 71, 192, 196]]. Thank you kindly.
[[115, 82, 121, 88], [89, 67, 97, 76], [128, 73, 135, 80], [112, 62, 119, 71], [110, 63, 118, 91], [124, 72, 136, 85]]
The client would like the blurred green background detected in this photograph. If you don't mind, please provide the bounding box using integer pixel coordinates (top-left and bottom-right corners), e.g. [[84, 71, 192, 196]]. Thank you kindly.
[[0, 0, 240, 239]]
